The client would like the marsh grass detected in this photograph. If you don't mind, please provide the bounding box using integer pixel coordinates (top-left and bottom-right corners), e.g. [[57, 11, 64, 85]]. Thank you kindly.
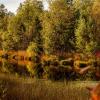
[[0, 74, 98, 100]]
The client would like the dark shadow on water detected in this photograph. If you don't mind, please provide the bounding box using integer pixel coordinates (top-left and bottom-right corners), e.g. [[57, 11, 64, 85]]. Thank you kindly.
[[0, 59, 34, 77]]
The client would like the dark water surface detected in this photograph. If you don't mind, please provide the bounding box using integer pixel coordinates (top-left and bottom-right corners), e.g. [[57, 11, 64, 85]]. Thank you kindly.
[[0, 58, 34, 77]]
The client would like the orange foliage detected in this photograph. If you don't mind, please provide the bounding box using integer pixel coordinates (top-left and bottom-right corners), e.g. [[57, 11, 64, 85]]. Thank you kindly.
[[89, 84, 100, 100], [41, 54, 57, 61]]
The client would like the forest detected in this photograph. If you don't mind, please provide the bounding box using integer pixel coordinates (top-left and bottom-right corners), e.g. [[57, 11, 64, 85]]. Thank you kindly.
[[0, 0, 100, 81], [0, 0, 100, 100], [0, 0, 100, 53]]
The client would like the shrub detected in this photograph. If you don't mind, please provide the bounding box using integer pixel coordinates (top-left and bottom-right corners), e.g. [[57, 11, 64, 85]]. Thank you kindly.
[[27, 42, 38, 55], [33, 63, 44, 78], [26, 65, 34, 77], [27, 42, 42, 63]]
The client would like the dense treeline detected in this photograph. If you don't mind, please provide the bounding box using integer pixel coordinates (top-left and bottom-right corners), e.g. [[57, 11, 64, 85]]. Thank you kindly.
[[0, 0, 100, 55]]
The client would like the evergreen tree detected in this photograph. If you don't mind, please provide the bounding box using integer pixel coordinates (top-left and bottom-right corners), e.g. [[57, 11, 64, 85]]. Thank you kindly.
[[75, 0, 96, 53], [8, 0, 43, 50], [42, 0, 75, 55], [91, 0, 100, 51]]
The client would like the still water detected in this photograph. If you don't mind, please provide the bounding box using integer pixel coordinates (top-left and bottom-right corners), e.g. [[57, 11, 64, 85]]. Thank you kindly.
[[0, 56, 100, 81], [0, 58, 35, 77]]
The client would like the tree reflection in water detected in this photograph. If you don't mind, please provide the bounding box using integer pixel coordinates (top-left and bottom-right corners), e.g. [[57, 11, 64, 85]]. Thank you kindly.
[[0, 58, 35, 77]]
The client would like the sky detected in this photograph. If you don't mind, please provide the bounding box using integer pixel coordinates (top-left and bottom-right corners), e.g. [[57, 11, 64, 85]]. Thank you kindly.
[[0, 0, 48, 13]]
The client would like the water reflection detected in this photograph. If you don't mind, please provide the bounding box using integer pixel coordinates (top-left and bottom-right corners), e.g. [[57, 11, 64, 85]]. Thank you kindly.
[[0, 57, 99, 80], [0, 58, 35, 77], [0, 58, 72, 80]]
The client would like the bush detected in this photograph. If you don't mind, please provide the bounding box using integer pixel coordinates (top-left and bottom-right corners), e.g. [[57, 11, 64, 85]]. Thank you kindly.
[[27, 42, 43, 63], [33, 63, 44, 78], [27, 42, 43, 55], [27, 42, 38, 55]]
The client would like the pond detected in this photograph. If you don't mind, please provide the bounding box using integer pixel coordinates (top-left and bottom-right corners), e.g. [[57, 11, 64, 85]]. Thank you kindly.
[[0, 58, 35, 77], [0, 53, 99, 81]]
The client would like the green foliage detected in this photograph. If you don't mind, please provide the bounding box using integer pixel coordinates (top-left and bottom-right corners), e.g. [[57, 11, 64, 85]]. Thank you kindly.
[[75, 17, 86, 51], [27, 42, 38, 53], [0, 4, 16, 51], [2, 32, 18, 51], [75, 0, 97, 53], [26, 64, 34, 77], [27, 42, 42, 62], [41, 0, 75, 54], [17, 0, 43, 45], [8, 15, 25, 49], [0, 4, 12, 49], [0, 0, 99, 53], [0, 4, 8, 32], [91, 0, 100, 50], [7, 0, 43, 50]]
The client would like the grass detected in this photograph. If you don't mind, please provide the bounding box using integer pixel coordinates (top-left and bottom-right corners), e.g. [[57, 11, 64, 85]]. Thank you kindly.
[[0, 74, 99, 100]]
